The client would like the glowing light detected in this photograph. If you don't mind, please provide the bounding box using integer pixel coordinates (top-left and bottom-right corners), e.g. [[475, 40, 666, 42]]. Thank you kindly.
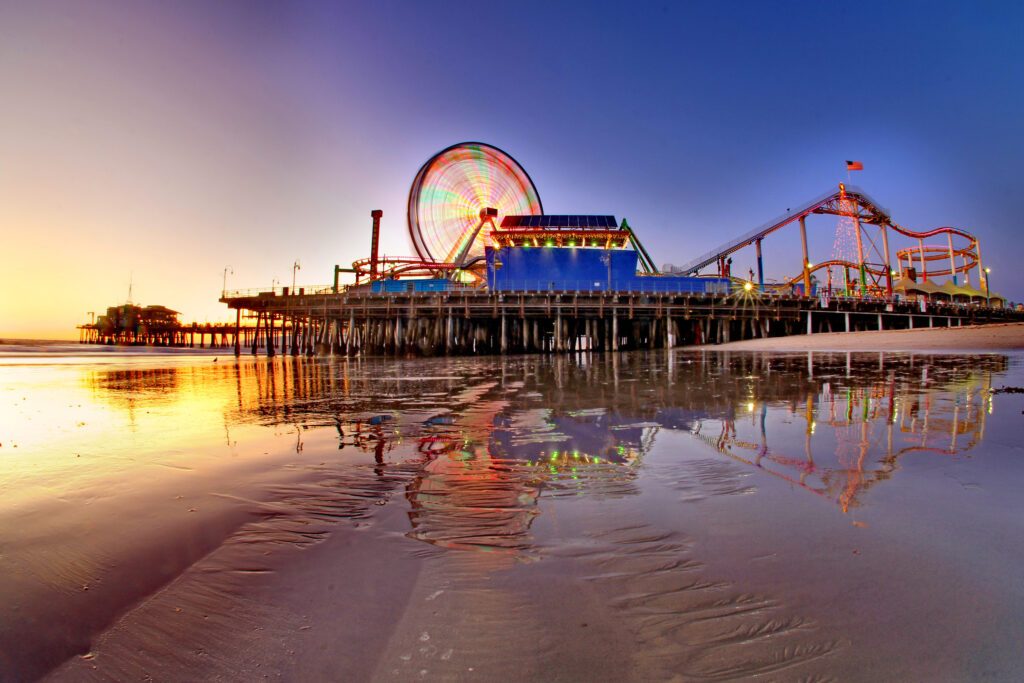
[[568, 241, 576, 247], [985, 267, 992, 273], [408, 142, 543, 263], [744, 282, 753, 291], [546, 240, 554, 247], [747, 402, 755, 412]]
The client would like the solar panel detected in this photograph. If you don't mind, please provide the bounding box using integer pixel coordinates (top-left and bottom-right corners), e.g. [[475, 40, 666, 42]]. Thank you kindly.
[[497, 215, 620, 229]]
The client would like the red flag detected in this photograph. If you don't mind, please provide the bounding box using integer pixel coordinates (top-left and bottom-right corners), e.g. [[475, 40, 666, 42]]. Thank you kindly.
[[846, 160, 864, 171]]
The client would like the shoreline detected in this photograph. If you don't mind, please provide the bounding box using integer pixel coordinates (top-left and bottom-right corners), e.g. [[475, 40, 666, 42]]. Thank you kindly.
[[698, 322, 1024, 352]]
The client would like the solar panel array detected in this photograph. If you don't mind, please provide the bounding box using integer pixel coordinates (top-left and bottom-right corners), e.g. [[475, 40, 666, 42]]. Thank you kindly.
[[500, 215, 619, 229]]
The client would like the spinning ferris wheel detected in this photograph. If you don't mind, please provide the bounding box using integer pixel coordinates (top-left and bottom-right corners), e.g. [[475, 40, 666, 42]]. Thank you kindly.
[[407, 142, 543, 265]]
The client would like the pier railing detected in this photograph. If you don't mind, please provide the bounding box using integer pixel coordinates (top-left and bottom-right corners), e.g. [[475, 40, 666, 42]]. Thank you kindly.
[[488, 279, 729, 295], [223, 284, 339, 299]]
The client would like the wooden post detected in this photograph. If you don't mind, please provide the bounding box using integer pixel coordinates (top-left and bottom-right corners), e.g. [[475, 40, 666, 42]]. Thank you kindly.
[[252, 312, 261, 354], [234, 309, 241, 356], [555, 308, 562, 352], [266, 313, 275, 356], [501, 314, 507, 354]]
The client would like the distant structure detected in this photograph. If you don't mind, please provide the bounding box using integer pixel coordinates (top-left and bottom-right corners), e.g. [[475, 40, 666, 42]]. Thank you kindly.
[[78, 303, 244, 348], [82, 303, 181, 344]]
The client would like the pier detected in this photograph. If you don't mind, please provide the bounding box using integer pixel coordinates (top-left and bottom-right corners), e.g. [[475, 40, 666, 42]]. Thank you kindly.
[[78, 320, 252, 349], [219, 287, 1020, 357]]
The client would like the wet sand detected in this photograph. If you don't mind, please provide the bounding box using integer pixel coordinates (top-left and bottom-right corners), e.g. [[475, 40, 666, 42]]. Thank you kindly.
[[709, 321, 1024, 351], [3, 347, 1024, 681]]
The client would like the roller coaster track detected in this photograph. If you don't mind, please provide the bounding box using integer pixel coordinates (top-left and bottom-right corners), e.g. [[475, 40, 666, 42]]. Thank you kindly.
[[677, 184, 982, 284]]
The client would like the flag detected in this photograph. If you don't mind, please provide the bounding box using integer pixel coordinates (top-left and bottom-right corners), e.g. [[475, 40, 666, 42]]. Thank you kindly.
[[846, 160, 864, 171]]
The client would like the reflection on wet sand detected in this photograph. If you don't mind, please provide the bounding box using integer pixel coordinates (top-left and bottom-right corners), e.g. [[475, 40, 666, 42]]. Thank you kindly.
[[688, 352, 999, 512], [10, 349, 1016, 680]]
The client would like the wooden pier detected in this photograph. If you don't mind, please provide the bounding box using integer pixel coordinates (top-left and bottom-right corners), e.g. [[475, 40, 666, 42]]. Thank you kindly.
[[78, 321, 253, 349], [219, 288, 1022, 357]]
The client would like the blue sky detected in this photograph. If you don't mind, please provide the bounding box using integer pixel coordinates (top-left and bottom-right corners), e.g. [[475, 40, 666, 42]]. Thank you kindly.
[[2, 0, 1022, 335]]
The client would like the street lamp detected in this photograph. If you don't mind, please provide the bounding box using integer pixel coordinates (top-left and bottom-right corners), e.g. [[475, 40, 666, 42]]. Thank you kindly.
[[222, 265, 233, 296], [985, 267, 991, 306], [292, 260, 301, 294]]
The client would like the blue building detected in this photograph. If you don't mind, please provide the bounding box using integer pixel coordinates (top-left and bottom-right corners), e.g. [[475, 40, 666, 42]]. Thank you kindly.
[[485, 245, 728, 294]]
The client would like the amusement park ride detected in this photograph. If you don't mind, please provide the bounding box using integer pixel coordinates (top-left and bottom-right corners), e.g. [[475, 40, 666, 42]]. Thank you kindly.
[[210, 141, 1019, 359], [346, 142, 675, 291], [342, 141, 1002, 306]]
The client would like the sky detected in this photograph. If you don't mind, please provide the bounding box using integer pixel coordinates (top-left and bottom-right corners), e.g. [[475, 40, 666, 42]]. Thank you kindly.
[[2, 0, 1022, 339]]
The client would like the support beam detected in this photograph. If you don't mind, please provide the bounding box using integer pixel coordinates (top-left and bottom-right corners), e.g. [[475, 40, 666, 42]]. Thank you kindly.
[[881, 224, 893, 297], [799, 216, 811, 295], [853, 214, 866, 294], [947, 232, 958, 285], [755, 239, 765, 293]]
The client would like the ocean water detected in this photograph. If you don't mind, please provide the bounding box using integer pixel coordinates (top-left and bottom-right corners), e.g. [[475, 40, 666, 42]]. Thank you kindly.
[[2, 343, 1023, 681]]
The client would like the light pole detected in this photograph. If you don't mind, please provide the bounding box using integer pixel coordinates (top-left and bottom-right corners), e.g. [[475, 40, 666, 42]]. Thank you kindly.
[[222, 266, 233, 296], [985, 267, 991, 306], [292, 260, 301, 294]]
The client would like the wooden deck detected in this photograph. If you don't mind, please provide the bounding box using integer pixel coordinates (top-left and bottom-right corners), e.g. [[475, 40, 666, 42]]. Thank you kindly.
[[218, 289, 1022, 356]]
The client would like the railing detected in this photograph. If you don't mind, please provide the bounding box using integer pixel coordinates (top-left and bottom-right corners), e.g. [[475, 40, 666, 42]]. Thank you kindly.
[[222, 284, 340, 298], [489, 279, 730, 295], [219, 282, 1014, 311]]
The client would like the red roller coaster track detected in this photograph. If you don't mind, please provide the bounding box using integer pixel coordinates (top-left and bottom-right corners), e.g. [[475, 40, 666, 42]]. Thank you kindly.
[[678, 183, 986, 294]]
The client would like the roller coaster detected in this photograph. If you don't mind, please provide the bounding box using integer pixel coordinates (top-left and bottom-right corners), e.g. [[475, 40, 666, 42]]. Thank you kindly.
[[678, 183, 994, 301]]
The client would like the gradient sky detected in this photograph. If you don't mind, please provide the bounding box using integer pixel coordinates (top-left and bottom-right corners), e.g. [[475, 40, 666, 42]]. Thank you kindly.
[[2, 0, 1022, 339]]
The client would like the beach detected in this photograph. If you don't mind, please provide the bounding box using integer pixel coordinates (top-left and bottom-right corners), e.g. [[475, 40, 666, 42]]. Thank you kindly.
[[708, 321, 1024, 352], [2, 345, 1024, 681]]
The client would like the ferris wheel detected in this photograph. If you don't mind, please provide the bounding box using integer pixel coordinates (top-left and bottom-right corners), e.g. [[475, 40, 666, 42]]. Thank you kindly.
[[407, 142, 543, 264]]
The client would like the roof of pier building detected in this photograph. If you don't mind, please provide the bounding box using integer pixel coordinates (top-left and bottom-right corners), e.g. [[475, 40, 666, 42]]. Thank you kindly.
[[492, 215, 626, 248]]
